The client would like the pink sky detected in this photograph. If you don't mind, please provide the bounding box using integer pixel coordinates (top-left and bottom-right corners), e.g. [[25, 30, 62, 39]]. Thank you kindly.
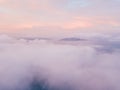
[[0, 0, 120, 36]]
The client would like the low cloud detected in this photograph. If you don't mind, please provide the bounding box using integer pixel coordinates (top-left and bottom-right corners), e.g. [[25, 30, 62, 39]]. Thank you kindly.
[[0, 34, 120, 90]]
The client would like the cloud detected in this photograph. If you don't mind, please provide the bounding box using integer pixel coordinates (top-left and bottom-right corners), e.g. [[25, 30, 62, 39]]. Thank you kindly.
[[0, 0, 120, 34], [0, 34, 120, 90]]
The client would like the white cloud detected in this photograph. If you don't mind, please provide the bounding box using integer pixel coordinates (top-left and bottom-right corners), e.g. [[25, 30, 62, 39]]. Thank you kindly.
[[0, 34, 120, 90]]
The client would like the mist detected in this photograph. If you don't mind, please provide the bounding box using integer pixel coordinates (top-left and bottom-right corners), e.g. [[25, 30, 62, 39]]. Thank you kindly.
[[0, 34, 120, 90]]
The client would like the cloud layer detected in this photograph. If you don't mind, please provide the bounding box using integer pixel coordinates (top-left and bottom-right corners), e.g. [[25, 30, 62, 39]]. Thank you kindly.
[[0, 34, 120, 90], [0, 0, 120, 35]]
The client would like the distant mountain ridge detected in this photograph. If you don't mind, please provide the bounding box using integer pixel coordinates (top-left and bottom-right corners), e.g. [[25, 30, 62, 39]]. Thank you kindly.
[[18, 37, 50, 41], [60, 37, 86, 41]]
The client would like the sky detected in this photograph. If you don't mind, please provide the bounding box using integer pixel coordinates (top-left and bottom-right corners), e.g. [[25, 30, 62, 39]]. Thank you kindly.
[[0, 0, 120, 37], [1, 1, 120, 89]]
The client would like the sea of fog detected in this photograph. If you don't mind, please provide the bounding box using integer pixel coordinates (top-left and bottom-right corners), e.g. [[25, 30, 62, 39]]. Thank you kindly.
[[0, 33, 120, 90]]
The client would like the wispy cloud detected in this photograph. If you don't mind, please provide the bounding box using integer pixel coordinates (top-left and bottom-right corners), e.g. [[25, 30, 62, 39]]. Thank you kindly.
[[0, 0, 120, 35]]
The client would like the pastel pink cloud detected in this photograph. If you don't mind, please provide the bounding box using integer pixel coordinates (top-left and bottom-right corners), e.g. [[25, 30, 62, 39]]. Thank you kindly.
[[0, 0, 120, 35]]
